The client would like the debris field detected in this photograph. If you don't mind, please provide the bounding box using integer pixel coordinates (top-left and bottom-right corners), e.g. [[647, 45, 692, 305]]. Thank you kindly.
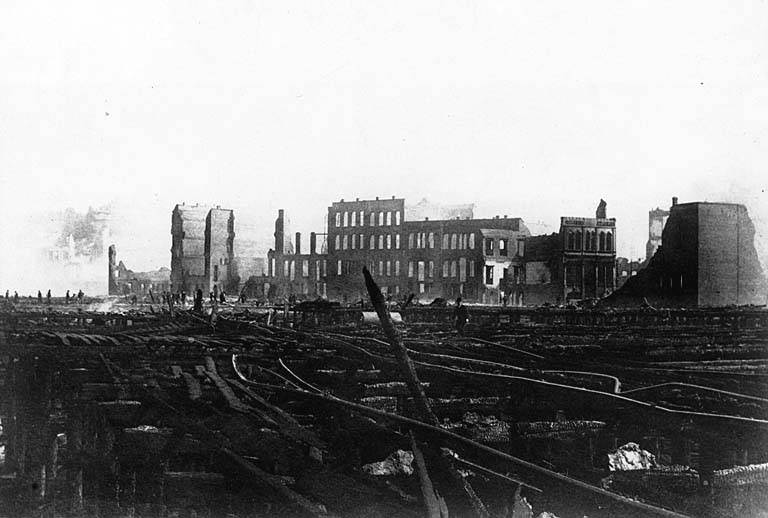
[[1, 286, 767, 517]]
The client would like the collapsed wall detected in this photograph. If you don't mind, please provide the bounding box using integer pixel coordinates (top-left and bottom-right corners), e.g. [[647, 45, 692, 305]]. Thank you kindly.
[[605, 200, 767, 308]]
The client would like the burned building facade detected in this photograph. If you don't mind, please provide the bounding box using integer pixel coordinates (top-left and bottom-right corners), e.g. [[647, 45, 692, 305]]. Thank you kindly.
[[204, 207, 236, 293], [646, 207, 670, 262], [170, 203, 235, 295], [608, 198, 768, 307], [264, 210, 328, 300], [324, 197, 529, 303], [109, 244, 171, 297], [505, 200, 617, 306]]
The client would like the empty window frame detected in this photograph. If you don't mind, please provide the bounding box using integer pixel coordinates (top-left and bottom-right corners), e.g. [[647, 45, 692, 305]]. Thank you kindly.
[[485, 265, 494, 285]]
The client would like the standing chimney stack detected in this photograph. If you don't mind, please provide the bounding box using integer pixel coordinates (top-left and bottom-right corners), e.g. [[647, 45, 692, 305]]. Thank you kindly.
[[672, 196, 678, 207], [274, 209, 285, 254], [295, 232, 301, 255], [310, 232, 317, 255]]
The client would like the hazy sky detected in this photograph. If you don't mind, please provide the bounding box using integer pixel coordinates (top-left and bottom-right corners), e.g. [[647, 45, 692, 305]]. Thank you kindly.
[[1, 1, 766, 286]]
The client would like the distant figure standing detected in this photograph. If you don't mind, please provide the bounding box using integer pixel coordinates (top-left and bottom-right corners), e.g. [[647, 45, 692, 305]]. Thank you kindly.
[[181, 291, 187, 304], [4, 290, 8, 299], [65, 290, 70, 304], [37, 291, 43, 303], [46, 289, 51, 304], [195, 288, 204, 312], [13, 291, 19, 303], [454, 297, 468, 336], [219, 291, 226, 304], [77, 290, 84, 303]]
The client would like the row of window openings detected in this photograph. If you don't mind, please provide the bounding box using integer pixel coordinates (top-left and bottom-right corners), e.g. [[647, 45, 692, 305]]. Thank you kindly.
[[275, 259, 328, 281], [566, 230, 614, 252], [334, 259, 480, 281], [333, 233, 518, 254], [334, 210, 401, 228], [335, 233, 400, 251]]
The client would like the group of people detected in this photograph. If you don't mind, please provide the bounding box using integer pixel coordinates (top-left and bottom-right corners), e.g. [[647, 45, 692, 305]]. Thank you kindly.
[[5, 289, 84, 304]]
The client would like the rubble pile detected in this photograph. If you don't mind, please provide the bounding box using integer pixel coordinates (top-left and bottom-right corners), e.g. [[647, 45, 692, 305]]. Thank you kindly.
[[0, 298, 766, 517]]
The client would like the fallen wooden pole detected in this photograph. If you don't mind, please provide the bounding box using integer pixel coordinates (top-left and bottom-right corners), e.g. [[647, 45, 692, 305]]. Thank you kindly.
[[363, 267, 490, 518]]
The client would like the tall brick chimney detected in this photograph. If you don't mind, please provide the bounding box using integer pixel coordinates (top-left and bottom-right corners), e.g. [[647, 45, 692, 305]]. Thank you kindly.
[[310, 232, 317, 255], [295, 232, 301, 255], [672, 196, 678, 207], [274, 210, 285, 254]]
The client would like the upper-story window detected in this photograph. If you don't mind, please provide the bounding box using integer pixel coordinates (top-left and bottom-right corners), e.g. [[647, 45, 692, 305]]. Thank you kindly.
[[485, 265, 494, 285], [450, 261, 457, 278], [499, 239, 507, 256], [408, 261, 414, 278], [428, 261, 434, 278], [342, 235, 348, 250], [395, 234, 401, 249], [350, 211, 356, 227], [370, 235, 376, 250], [369, 213, 376, 226], [386, 212, 392, 226], [599, 231, 606, 251], [451, 234, 458, 250], [351, 234, 356, 250], [335, 212, 341, 227], [386, 234, 392, 249], [337, 260, 342, 275], [378, 212, 384, 226], [359, 211, 365, 226], [567, 231, 575, 250], [395, 211, 401, 225], [442, 234, 450, 250], [428, 232, 435, 249], [485, 238, 494, 255], [469, 233, 475, 249], [408, 233, 414, 249], [606, 231, 613, 252], [378, 235, 384, 249], [575, 230, 582, 250], [442, 261, 449, 277], [334, 235, 341, 251], [395, 260, 400, 276], [343, 212, 349, 227]]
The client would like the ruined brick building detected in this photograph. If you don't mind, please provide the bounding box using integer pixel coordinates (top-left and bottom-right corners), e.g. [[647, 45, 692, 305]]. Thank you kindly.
[[108, 245, 171, 297], [606, 198, 768, 307], [323, 197, 529, 304], [503, 200, 617, 305], [170, 204, 236, 295], [263, 210, 328, 300], [646, 207, 670, 262]]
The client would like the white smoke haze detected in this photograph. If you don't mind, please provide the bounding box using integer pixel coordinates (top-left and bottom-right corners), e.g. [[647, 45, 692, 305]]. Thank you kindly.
[[0, 1, 766, 295]]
